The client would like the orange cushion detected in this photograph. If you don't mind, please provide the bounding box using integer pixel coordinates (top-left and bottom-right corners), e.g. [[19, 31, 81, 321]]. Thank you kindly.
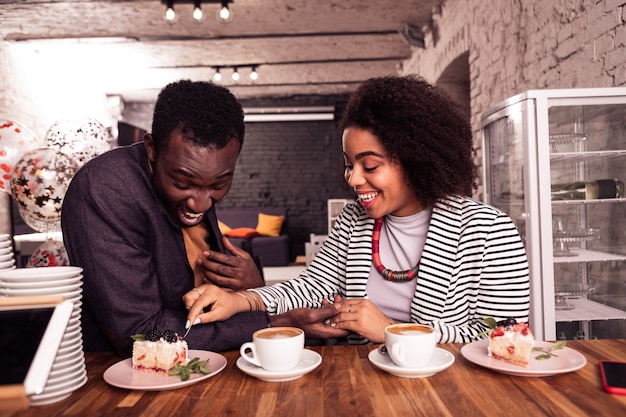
[[256, 213, 285, 237], [217, 220, 232, 234], [224, 227, 261, 238]]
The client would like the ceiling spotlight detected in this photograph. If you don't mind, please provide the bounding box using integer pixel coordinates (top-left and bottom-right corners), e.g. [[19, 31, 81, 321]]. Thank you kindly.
[[250, 66, 259, 81], [217, 0, 234, 24], [164, 0, 178, 24], [213, 67, 222, 82], [192, 0, 205, 23], [232, 67, 240, 81]]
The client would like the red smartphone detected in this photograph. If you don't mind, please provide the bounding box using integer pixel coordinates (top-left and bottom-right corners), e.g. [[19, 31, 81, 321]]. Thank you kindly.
[[599, 360, 626, 395]]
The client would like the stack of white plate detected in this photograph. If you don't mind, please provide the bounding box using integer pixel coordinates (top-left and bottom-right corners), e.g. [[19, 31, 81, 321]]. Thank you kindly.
[[0, 266, 87, 405], [0, 234, 16, 272]]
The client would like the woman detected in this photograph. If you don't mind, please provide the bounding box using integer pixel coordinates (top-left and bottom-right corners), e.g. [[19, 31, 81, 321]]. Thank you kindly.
[[185, 75, 530, 344]]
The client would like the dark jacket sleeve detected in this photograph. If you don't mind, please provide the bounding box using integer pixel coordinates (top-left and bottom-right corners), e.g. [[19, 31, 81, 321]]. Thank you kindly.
[[61, 145, 267, 357]]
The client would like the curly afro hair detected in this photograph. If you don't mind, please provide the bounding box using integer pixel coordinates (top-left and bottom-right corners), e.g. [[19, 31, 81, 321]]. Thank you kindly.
[[150, 79, 244, 152], [339, 75, 478, 208]]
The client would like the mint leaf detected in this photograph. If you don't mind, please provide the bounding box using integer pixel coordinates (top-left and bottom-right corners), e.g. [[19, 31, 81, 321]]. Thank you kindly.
[[131, 334, 146, 341], [167, 357, 211, 380], [484, 317, 497, 329]]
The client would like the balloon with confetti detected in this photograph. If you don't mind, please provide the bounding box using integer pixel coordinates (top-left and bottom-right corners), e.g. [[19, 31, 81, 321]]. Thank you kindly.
[[10, 148, 79, 233], [45, 116, 112, 167], [0, 119, 42, 194], [27, 239, 69, 267]]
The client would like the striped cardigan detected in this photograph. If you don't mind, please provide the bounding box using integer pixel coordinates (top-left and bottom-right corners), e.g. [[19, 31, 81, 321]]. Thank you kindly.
[[254, 195, 530, 343]]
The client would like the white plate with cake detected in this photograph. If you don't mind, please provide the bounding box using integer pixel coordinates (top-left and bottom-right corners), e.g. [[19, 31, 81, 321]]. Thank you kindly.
[[104, 349, 227, 390], [461, 339, 587, 377]]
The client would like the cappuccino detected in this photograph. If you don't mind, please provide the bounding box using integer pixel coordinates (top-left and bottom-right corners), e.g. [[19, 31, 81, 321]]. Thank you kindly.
[[240, 326, 304, 371], [387, 324, 433, 336], [384, 323, 437, 368], [256, 327, 302, 339]]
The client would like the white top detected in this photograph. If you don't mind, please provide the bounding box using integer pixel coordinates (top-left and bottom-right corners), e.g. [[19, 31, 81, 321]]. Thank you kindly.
[[366, 209, 431, 322]]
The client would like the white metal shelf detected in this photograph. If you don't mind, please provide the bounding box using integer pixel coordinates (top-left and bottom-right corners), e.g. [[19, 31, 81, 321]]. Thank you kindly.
[[555, 298, 626, 322], [553, 249, 626, 263], [550, 149, 626, 164]]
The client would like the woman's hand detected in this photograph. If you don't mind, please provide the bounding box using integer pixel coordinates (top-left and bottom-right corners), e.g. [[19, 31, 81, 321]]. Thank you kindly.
[[197, 237, 264, 290], [328, 298, 394, 343], [183, 284, 249, 328]]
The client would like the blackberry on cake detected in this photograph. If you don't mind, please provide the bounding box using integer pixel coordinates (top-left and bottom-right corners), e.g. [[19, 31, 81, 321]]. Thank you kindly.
[[487, 318, 534, 368], [131, 329, 188, 374]]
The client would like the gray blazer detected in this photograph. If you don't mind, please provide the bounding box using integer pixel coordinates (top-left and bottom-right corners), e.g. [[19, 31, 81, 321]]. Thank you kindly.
[[61, 143, 268, 356]]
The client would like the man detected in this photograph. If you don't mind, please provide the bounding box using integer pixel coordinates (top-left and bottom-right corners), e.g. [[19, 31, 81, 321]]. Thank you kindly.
[[62, 80, 340, 356]]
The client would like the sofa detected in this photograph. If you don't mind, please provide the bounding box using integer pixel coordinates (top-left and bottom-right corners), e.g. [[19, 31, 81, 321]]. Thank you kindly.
[[215, 208, 290, 267]]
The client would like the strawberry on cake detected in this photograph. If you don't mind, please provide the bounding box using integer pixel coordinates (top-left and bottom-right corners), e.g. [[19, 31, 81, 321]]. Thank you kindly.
[[131, 329, 188, 374], [487, 318, 534, 368]]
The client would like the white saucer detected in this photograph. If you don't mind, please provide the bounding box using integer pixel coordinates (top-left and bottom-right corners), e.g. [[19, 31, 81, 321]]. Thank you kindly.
[[236, 349, 322, 382], [368, 347, 455, 378]]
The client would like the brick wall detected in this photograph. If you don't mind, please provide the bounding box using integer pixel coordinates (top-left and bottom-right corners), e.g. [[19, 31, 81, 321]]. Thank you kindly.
[[403, 0, 626, 199]]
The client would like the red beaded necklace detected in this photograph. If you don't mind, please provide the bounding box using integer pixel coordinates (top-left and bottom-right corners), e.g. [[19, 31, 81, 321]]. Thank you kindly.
[[372, 217, 419, 282]]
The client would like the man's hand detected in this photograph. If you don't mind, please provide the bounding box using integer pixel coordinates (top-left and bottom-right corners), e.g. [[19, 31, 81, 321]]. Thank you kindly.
[[269, 301, 350, 340], [198, 237, 263, 290]]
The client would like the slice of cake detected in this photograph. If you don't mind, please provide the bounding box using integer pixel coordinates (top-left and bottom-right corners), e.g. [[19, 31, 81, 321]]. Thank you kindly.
[[487, 318, 534, 368], [132, 329, 188, 374]]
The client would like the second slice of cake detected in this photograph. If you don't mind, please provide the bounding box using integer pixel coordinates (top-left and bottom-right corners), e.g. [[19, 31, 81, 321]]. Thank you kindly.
[[487, 318, 534, 368]]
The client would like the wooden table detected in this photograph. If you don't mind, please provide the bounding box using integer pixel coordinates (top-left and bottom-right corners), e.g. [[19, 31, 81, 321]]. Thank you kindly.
[[2, 340, 625, 417]]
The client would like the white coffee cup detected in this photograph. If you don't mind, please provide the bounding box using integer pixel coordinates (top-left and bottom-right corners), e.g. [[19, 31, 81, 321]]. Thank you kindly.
[[384, 323, 437, 368], [239, 327, 304, 372]]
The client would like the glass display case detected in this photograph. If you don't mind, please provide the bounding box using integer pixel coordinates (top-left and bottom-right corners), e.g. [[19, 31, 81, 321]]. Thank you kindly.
[[481, 88, 626, 341]]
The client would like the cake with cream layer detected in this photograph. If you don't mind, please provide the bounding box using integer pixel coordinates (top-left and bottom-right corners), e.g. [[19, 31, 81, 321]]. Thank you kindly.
[[132, 329, 188, 374], [487, 318, 534, 368]]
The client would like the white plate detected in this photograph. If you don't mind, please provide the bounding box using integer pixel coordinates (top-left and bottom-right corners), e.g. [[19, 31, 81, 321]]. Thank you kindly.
[[103, 349, 227, 391], [0, 275, 82, 289], [368, 347, 455, 378], [0, 266, 82, 282], [49, 357, 85, 378], [236, 349, 322, 382], [50, 352, 85, 373], [460, 339, 587, 377], [30, 373, 88, 406], [45, 364, 87, 387], [0, 281, 82, 296], [0, 260, 16, 270], [0, 253, 13, 262]]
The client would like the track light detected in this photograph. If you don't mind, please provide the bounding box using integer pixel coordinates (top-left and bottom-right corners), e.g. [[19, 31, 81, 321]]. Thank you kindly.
[[212, 65, 258, 83], [213, 67, 222, 82], [217, 0, 234, 24], [161, 1, 233, 25], [250, 66, 258, 81]]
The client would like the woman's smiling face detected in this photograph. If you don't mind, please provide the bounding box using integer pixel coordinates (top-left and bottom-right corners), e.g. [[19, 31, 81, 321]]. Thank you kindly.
[[342, 127, 422, 218], [145, 130, 240, 227]]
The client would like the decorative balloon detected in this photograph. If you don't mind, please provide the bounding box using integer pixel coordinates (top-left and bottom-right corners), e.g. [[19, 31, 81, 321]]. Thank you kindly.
[[10, 148, 79, 233], [44, 116, 112, 167], [0, 119, 42, 194], [27, 239, 69, 267]]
